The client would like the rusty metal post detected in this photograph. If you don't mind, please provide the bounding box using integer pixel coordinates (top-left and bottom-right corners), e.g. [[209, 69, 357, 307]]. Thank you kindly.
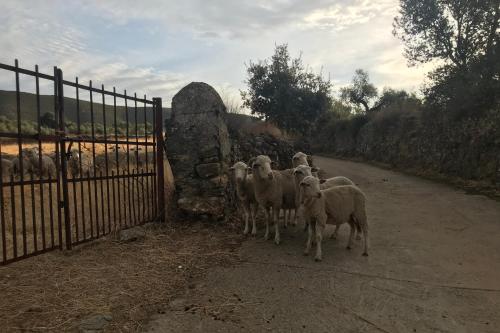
[[55, 68, 72, 250], [154, 97, 165, 222]]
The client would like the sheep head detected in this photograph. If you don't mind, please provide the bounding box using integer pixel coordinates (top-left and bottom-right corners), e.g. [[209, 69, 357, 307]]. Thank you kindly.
[[252, 155, 274, 180], [300, 176, 322, 201], [229, 161, 249, 182]]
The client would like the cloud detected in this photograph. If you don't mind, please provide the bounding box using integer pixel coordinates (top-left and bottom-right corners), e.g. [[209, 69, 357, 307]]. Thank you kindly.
[[0, 0, 436, 109]]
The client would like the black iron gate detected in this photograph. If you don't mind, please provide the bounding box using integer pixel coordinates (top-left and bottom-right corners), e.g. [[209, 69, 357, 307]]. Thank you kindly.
[[0, 59, 165, 265]]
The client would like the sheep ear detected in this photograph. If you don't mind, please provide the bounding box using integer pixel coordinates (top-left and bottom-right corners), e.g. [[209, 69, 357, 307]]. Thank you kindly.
[[311, 167, 319, 172], [319, 179, 326, 184], [248, 157, 256, 166], [317, 192, 322, 198], [229, 167, 234, 171]]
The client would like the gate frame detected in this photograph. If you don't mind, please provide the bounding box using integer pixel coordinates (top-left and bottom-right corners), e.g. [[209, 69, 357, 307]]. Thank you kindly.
[[0, 59, 166, 264]]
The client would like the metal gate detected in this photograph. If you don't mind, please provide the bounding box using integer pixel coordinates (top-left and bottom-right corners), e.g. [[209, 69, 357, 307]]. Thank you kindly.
[[0, 59, 165, 265]]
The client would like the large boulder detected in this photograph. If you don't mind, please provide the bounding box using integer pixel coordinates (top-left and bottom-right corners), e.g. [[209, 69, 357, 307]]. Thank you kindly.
[[166, 82, 230, 219]]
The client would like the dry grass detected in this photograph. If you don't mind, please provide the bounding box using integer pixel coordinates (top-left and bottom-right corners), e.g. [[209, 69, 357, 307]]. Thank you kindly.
[[1, 172, 156, 261], [0, 220, 243, 332]]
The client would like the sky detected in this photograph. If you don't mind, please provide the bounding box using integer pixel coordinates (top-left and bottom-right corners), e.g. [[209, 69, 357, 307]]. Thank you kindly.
[[0, 0, 436, 108]]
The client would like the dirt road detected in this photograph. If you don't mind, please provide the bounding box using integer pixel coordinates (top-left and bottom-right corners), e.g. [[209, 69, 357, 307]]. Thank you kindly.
[[146, 156, 500, 333]]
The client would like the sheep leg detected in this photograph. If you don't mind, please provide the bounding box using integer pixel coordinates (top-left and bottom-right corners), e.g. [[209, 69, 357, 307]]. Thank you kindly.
[[243, 205, 250, 235], [315, 223, 324, 262], [290, 208, 297, 226], [250, 204, 257, 236], [346, 222, 355, 250], [359, 218, 369, 256], [263, 208, 270, 240], [330, 224, 340, 239], [283, 209, 288, 229], [273, 207, 280, 245], [304, 221, 313, 256], [356, 231, 362, 241]]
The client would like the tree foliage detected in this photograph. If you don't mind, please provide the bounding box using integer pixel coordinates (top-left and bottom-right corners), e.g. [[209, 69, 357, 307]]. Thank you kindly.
[[394, 0, 499, 69], [340, 69, 379, 113], [394, 0, 500, 117], [241, 44, 333, 134]]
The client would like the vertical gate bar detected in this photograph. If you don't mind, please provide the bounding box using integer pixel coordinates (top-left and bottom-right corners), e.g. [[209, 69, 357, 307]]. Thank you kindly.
[[72, 176, 78, 242], [152, 97, 157, 217], [48, 174, 55, 248], [76, 77, 85, 241], [89, 81, 100, 237], [99, 171, 105, 234], [102, 86, 111, 233], [35, 65, 46, 250], [87, 171, 94, 238], [0, 145, 7, 262], [154, 97, 165, 222], [56, 68, 72, 250], [119, 169, 126, 227], [30, 173, 37, 252], [53, 67, 63, 250], [143, 95, 149, 173], [140, 168, 145, 222], [124, 91, 132, 228], [10, 175, 17, 258], [15, 59, 27, 256], [113, 88, 121, 229], [143, 96, 150, 221], [111, 170, 117, 231], [133, 94, 139, 224]]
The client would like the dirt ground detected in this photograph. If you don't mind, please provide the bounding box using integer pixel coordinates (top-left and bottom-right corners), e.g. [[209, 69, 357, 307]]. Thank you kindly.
[[0, 222, 242, 332], [146, 156, 500, 333]]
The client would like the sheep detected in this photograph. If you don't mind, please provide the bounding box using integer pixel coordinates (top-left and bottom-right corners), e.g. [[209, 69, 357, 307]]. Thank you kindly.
[[1, 158, 13, 180], [250, 155, 286, 245], [300, 176, 369, 261], [278, 168, 297, 228], [293, 165, 360, 239], [23, 148, 57, 179], [67, 148, 81, 178], [292, 151, 319, 178], [11, 152, 33, 178], [229, 161, 258, 235], [292, 152, 309, 168]]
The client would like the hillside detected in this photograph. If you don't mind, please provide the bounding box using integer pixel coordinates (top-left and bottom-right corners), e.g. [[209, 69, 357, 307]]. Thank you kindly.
[[0, 90, 171, 125]]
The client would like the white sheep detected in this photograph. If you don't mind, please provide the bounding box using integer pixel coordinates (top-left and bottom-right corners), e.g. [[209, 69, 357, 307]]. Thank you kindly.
[[300, 176, 369, 261], [250, 155, 286, 245], [67, 148, 81, 178], [292, 151, 319, 180], [278, 168, 297, 228], [230, 161, 258, 235], [24, 149, 57, 179], [1, 158, 13, 180]]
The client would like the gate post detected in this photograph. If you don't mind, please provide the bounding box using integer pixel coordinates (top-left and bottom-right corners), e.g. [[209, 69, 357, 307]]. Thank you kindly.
[[154, 97, 165, 222], [55, 68, 72, 250]]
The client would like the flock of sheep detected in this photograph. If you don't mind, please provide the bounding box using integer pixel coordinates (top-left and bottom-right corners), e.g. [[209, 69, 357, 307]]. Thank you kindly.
[[230, 152, 369, 262], [1, 145, 153, 181]]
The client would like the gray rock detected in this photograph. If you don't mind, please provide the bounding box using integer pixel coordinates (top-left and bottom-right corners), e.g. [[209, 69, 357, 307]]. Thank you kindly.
[[118, 226, 145, 242], [195, 163, 220, 178], [166, 82, 230, 219], [78, 314, 112, 332]]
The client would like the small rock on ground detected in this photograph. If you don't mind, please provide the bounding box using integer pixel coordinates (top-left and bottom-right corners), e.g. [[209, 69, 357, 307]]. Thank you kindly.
[[78, 314, 112, 332]]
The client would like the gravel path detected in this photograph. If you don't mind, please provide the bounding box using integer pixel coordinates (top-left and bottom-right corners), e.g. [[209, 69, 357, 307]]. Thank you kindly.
[[146, 156, 500, 333]]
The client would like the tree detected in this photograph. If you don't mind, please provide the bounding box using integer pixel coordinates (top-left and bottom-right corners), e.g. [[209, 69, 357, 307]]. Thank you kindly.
[[394, 0, 500, 116], [241, 44, 333, 135], [394, 0, 499, 70], [40, 112, 57, 129], [340, 69, 381, 113]]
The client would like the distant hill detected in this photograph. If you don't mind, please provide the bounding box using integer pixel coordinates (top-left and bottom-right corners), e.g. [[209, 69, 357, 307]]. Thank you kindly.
[[0, 90, 171, 125]]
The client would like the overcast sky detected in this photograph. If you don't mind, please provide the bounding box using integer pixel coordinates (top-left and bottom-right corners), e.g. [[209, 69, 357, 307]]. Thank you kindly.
[[1, 0, 435, 107]]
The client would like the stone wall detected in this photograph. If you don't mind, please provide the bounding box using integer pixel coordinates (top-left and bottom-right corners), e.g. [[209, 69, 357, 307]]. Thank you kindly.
[[313, 110, 500, 191], [166, 82, 231, 219]]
